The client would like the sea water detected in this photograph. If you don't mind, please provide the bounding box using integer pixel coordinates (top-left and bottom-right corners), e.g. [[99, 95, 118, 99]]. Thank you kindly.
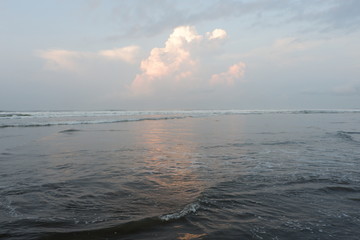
[[1, 110, 360, 239]]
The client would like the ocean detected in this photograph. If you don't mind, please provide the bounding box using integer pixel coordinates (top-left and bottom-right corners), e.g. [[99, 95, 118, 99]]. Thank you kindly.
[[1, 110, 360, 239]]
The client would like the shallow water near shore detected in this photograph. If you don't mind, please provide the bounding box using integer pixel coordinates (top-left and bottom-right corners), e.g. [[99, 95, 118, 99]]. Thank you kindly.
[[1, 110, 360, 239]]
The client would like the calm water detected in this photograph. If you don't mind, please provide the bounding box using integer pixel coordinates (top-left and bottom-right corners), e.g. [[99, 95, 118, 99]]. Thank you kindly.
[[1, 110, 360, 239]]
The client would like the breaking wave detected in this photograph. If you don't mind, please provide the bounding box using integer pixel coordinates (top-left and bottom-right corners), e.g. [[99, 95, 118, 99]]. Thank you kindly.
[[28, 202, 201, 240], [0, 116, 187, 128], [160, 202, 200, 221], [1, 109, 360, 128]]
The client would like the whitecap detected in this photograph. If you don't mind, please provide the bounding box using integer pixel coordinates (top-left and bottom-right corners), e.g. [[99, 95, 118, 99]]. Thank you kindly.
[[160, 202, 200, 221]]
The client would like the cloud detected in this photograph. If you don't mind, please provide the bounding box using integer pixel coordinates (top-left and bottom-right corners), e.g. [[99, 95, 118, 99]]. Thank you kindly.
[[332, 83, 360, 95], [107, 0, 360, 40], [98, 45, 139, 63], [38, 25, 245, 99], [210, 62, 246, 86], [302, 82, 360, 97], [129, 25, 230, 95], [38, 50, 86, 72], [253, 37, 319, 55], [206, 28, 227, 40], [38, 45, 139, 72], [290, 0, 360, 33], [237, 37, 321, 67]]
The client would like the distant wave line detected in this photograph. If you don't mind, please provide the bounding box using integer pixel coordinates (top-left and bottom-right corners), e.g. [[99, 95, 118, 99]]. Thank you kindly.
[[2, 109, 360, 128], [0, 116, 188, 128], [1, 109, 360, 119]]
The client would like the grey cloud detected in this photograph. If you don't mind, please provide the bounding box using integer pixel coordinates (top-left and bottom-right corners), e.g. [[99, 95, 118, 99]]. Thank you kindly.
[[108, 0, 282, 38], [288, 0, 360, 33], [107, 0, 360, 39], [301, 82, 360, 97], [332, 83, 360, 96], [319, 0, 360, 32]]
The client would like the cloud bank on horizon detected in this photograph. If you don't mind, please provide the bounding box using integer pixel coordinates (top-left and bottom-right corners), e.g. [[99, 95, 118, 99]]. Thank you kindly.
[[1, 0, 360, 110]]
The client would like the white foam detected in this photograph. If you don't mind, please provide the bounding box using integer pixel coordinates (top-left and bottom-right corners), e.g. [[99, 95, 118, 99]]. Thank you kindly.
[[3, 109, 360, 120], [0, 197, 21, 218], [160, 202, 200, 221], [2, 109, 360, 128]]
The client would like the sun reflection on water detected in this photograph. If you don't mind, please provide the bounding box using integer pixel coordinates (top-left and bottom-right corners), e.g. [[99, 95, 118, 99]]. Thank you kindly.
[[135, 119, 206, 206]]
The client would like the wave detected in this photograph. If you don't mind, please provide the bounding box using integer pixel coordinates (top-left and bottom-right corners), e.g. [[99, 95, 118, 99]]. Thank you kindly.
[[0, 113, 32, 118], [1, 109, 360, 118], [0, 116, 187, 128], [160, 202, 200, 221], [33, 202, 200, 240], [322, 186, 358, 193], [342, 131, 360, 134], [58, 129, 82, 133], [262, 140, 306, 146], [1, 109, 360, 128], [336, 131, 360, 143], [0, 197, 21, 218], [36, 217, 163, 240]]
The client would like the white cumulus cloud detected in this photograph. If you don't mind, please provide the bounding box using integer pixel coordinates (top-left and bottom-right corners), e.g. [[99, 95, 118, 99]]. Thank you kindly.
[[207, 28, 227, 40], [210, 62, 246, 86], [130, 26, 200, 95], [129, 25, 235, 95]]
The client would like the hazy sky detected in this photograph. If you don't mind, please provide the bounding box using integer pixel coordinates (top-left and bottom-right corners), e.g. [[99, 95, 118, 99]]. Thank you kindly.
[[1, 0, 360, 110]]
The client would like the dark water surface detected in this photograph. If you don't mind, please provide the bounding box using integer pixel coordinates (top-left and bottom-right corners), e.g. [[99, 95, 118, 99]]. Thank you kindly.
[[1, 111, 360, 239]]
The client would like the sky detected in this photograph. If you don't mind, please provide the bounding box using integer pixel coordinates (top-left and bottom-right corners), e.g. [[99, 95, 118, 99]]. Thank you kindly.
[[1, 0, 360, 110]]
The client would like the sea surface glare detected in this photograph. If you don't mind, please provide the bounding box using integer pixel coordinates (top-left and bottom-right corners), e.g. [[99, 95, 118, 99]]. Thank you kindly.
[[1, 110, 360, 239]]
